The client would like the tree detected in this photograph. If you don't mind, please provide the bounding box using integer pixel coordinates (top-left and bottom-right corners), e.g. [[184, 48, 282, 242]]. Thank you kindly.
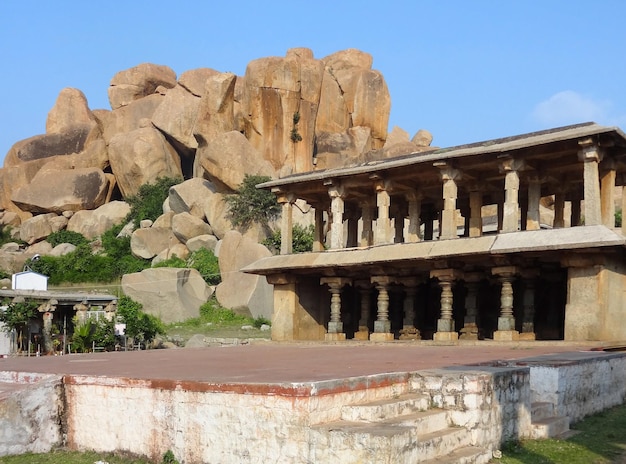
[[0, 300, 38, 352], [225, 175, 280, 229], [117, 296, 164, 345]]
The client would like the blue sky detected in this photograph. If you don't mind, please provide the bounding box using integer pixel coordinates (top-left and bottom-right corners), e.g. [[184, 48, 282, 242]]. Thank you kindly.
[[2, 1, 625, 164]]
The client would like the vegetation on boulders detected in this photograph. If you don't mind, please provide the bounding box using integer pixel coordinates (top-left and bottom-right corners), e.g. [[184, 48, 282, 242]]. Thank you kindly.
[[117, 295, 165, 344], [263, 224, 315, 254], [225, 174, 280, 229], [46, 229, 89, 247], [126, 176, 182, 227], [153, 248, 221, 285]]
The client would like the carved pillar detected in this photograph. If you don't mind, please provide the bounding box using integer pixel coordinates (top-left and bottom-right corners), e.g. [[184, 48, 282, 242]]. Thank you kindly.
[[406, 191, 422, 243], [313, 206, 325, 251], [354, 281, 372, 340], [104, 300, 117, 322], [277, 192, 296, 255], [435, 162, 461, 240], [459, 272, 482, 340], [526, 176, 541, 231], [398, 277, 421, 340], [320, 277, 351, 341], [360, 200, 374, 247], [38, 299, 57, 354], [500, 157, 524, 233], [327, 182, 345, 249], [73, 301, 89, 325], [430, 269, 462, 341], [370, 276, 394, 341], [600, 159, 616, 227], [519, 270, 538, 340], [468, 188, 483, 237], [492, 266, 519, 341], [374, 180, 393, 245], [554, 191, 565, 228], [578, 138, 603, 226]]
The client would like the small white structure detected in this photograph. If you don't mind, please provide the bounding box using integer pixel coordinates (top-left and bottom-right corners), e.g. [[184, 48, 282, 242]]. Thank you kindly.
[[12, 271, 48, 291]]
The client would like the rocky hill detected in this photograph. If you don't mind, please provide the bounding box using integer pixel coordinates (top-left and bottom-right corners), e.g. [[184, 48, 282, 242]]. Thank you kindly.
[[0, 47, 433, 321]]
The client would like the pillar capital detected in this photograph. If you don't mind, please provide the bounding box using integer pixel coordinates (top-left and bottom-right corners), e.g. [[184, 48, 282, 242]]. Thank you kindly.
[[267, 273, 298, 285], [320, 277, 351, 289], [498, 155, 526, 173], [492, 266, 518, 278], [578, 138, 604, 163], [273, 188, 296, 205], [326, 182, 345, 199], [434, 161, 461, 181], [370, 275, 393, 286], [430, 268, 463, 282]]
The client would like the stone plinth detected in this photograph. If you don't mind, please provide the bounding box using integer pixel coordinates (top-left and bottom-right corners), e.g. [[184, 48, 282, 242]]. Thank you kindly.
[[518, 332, 536, 341], [493, 330, 520, 341], [353, 329, 370, 341], [325, 332, 346, 341], [370, 332, 394, 342], [399, 326, 420, 340], [374, 320, 391, 333], [434, 331, 459, 342]]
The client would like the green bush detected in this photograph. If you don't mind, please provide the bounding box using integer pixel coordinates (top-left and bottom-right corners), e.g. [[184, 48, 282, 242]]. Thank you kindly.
[[117, 295, 164, 343], [70, 318, 93, 353], [153, 255, 187, 269], [126, 176, 182, 227], [263, 224, 314, 254], [198, 299, 249, 325], [187, 248, 221, 285], [0, 299, 38, 352], [225, 174, 280, 229], [46, 230, 89, 247]]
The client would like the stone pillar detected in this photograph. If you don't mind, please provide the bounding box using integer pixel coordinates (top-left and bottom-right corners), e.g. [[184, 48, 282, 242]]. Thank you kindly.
[[571, 193, 582, 227], [321, 277, 351, 341], [526, 177, 541, 231], [374, 180, 392, 245], [74, 301, 89, 325], [360, 201, 374, 247], [578, 138, 603, 226], [277, 192, 295, 255], [406, 191, 422, 243], [313, 207, 325, 252], [430, 269, 462, 341], [468, 188, 483, 237], [500, 157, 524, 233], [38, 299, 57, 354], [398, 277, 421, 340], [327, 183, 345, 249], [393, 207, 404, 243], [266, 274, 298, 341], [354, 281, 372, 341], [553, 191, 565, 228], [459, 272, 482, 340], [346, 207, 359, 248], [370, 276, 394, 341], [519, 270, 538, 341], [435, 163, 461, 240], [600, 159, 616, 227], [492, 266, 519, 341]]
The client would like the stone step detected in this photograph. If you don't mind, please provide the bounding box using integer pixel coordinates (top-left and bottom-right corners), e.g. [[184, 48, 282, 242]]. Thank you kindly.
[[340, 393, 430, 422], [531, 415, 570, 439], [531, 401, 555, 421], [384, 408, 449, 436], [420, 445, 493, 464], [415, 427, 471, 461]]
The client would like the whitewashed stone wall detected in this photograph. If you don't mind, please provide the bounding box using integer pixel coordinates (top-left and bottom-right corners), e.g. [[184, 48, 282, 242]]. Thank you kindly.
[[409, 367, 532, 448], [0, 374, 63, 457], [529, 353, 626, 423]]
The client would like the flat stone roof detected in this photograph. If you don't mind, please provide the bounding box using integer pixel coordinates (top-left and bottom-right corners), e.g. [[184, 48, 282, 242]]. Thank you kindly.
[[243, 225, 626, 276], [0, 289, 117, 304]]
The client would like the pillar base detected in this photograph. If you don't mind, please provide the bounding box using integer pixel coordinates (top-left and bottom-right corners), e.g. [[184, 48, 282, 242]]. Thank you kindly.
[[459, 323, 479, 340], [493, 330, 520, 341], [328, 321, 344, 334], [370, 332, 394, 342], [325, 332, 346, 341], [518, 332, 536, 341], [374, 320, 391, 333], [497, 316, 516, 331], [437, 318, 455, 332], [354, 329, 370, 341], [433, 331, 459, 342], [399, 326, 421, 340]]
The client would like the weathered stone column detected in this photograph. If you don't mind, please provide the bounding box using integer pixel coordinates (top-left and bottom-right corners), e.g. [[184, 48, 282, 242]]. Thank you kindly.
[[519, 270, 538, 341], [526, 176, 541, 231], [370, 276, 394, 341], [327, 183, 345, 249], [277, 192, 295, 255], [321, 277, 351, 341], [430, 269, 462, 341], [374, 180, 393, 245], [553, 191, 565, 228], [500, 157, 524, 233], [600, 159, 616, 227], [398, 277, 421, 340], [492, 266, 519, 341], [571, 193, 582, 227], [354, 281, 372, 341], [73, 301, 89, 325], [406, 191, 422, 242], [459, 272, 481, 340], [346, 207, 359, 248], [435, 163, 461, 240], [578, 138, 603, 226], [360, 200, 374, 247], [266, 274, 298, 341], [313, 206, 325, 251], [393, 207, 404, 243], [38, 299, 57, 354], [468, 187, 483, 237]]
